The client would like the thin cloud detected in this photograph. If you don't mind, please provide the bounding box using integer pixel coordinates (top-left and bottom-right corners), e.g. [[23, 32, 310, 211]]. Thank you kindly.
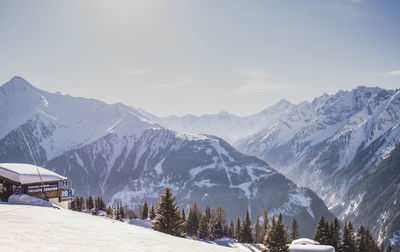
[[382, 70, 400, 77], [352, 0, 362, 3], [231, 69, 295, 95]]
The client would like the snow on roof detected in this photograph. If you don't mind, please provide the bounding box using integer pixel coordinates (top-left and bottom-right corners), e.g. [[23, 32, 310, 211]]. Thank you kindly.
[[0, 163, 66, 184], [291, 238, 320, 245], [288, 244, 335, 252]]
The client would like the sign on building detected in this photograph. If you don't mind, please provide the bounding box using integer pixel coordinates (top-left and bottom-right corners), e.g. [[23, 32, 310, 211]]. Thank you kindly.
[[61, 189, 74, 199], [27, 183, 58, 193], [58, 180, 72, 189]]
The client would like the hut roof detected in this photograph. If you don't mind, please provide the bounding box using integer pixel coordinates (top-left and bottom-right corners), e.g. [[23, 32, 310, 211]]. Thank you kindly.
[[0, 163, 66, 184]]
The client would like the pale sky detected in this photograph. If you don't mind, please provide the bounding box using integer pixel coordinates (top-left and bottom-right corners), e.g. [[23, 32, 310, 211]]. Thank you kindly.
[[0, 0, 399, 116]]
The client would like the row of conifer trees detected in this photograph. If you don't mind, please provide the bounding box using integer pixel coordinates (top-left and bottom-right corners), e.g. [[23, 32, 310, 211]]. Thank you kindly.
[[151, 187, 394, 252], [69, 188, 393, 251]]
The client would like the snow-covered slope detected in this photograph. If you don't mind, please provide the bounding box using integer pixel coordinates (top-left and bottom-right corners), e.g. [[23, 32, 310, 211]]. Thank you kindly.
[[0, 204, 248, 251]]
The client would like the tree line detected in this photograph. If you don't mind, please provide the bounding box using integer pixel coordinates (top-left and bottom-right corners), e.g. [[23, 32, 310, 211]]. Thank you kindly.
[[151, 187, 394, 252], [69, 189, 394, 252]]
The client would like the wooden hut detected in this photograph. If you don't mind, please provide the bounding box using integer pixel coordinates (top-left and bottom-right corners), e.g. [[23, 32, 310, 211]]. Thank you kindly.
[[0, 163, 73, 208]]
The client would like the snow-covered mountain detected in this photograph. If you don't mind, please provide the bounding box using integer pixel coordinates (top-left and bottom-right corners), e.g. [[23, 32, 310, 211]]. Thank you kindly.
[[45, 128, 333, 237], [0, 76, 332, 237], [141, 99, 294, 144], [0, 76, 157, 160], [149, 86, 400, 245]]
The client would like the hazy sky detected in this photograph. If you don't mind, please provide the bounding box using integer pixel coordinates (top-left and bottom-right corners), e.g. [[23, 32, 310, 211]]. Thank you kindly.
[[0, 0, 399, 116]]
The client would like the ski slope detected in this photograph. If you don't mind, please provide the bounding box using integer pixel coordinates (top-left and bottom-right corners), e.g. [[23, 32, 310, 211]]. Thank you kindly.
[[0, 203, 256, 252], [0, 204, 255, 251]]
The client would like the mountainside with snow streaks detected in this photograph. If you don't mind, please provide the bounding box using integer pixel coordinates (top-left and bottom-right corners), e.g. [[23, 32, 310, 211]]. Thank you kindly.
[[0, 76, 332, 237], [150, 86, 400, 245]]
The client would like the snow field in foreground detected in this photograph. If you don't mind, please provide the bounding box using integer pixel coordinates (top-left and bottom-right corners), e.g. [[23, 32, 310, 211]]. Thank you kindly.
[[0, 204, 254, 252]]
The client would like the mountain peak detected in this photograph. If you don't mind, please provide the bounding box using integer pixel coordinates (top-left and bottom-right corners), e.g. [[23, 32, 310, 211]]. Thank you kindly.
[[2, 76, 34, 90]]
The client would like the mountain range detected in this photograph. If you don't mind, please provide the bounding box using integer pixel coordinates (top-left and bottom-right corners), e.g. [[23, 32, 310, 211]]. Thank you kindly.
[[146, 85, 400, 246], [0, 76, 334, 237]]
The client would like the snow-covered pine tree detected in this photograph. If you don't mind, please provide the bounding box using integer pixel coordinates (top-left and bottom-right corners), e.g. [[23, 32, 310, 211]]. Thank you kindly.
[[291, 218, 299, 241], [240, 209, 253, 243], [151, 187, 184, 237], [141, 201, 149, 220]]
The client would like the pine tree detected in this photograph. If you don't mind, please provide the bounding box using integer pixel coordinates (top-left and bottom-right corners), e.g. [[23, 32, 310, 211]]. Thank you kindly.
[[209, 215, 223, 241], [264, 216, 275, 250], [70, 197, 76, 210], [325, 220, 333, 246], [291, 218, 299, 241], [341, 222, 357, 252], [199, 214, 209, 239], [86, 196, 94, 211], [262, 208, 270, 245], [240, 209, 253, 243], [106, 206, 113, 216], [255, 216, 263, 244], [151, 187, 184, 237], [264, 214, 288, 252], [208, 206, 226, 240], [181, 208, 186, 221], [314, 216, 329, 245], [276, 214, 289, 251], [141, 201, 149, 220], [331, 217, 341, 250], [357, 225, 367, 252], [228, 220, 235, 238], [235, 216, 242, 241], [150, 205, 156, 220], [185, 204, 200, 237]]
